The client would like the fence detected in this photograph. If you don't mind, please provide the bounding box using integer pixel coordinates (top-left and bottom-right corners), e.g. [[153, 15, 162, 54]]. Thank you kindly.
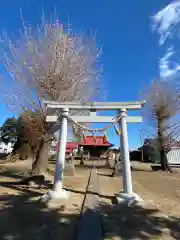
[[167, 148, 180, 167]]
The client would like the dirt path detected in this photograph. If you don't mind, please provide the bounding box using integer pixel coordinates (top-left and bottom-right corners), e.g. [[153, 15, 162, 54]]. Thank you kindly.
[[78, 165, 103, 240]]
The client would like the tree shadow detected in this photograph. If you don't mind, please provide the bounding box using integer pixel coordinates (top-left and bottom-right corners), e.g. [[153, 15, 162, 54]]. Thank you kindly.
[[0, 168, 80, 240], [0, 169, 25, 179], [131, 168, 153, 172], [0, 184, 80, 240], [0, 168, 52, 189], [1, 166, 180, 239], [97, 173, 114, 177], [98, 202, 180, 239]]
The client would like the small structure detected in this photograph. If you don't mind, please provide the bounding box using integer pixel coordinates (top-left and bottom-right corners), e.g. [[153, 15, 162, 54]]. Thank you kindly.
[[79, 135, 113, 158], [49, 140, 57, 156], [107, 147, 120, 161]]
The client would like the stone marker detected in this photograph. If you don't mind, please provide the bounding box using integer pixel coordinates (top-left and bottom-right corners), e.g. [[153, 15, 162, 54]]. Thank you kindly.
[[64, 158, 75, 176], [112, 160, 122, 176]]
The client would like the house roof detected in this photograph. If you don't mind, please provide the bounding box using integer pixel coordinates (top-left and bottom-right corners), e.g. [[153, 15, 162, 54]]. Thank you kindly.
[[79, 136, 113, 147]]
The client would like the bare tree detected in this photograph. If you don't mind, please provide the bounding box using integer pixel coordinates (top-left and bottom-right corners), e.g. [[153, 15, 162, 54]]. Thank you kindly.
[[143, 79, 180, 171], [0, 13, 104, 175]]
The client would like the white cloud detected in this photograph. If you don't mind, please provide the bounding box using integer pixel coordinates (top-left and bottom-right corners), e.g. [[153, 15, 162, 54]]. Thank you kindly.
[[152, 0, 180, 45], [159, 46, 176, 77], [160, 64, 180, 79], [152, 1, 180, 80], [159, 46, 180, 78]]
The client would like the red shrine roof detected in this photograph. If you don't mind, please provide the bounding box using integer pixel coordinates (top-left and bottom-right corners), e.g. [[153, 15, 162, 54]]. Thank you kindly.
[[66, 142, 78, 149], [56, 142, 78, 153], [56, 137, 113, 154], [79, 136, 113, 147], [66, 142, 78, 153]]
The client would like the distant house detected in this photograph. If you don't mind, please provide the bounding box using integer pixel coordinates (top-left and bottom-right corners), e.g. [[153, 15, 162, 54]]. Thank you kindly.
[[0, 141, 14, 154], [140, 138, 180, 163], [139, 138, 160, 163]]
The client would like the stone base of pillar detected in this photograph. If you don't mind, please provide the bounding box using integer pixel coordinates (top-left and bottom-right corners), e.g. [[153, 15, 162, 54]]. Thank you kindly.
[[41, 189, 70, 204], [115, 191, 144, 206]]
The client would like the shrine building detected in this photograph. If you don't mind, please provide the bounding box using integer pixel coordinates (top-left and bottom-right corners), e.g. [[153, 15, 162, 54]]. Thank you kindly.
[[78, 135, 113, 158], [56, 135, 114, 159]]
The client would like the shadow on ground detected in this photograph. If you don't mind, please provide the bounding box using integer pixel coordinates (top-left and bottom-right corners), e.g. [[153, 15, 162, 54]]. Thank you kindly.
[[0, 171, 79, 240], [0, 190, 80, 240], [131, 167, 153, 173], [99, 202, 180, 239], [63, 185, 180, 239], [0, 169, 25, 179], [0, 167, 180, 240]]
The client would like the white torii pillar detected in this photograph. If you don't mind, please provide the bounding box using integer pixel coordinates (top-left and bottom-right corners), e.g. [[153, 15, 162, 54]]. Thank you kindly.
[[117, 108, 142, 203], [53, 108, 69, 197], [42, 108, 70, 201], [120, 109, 132, 193]]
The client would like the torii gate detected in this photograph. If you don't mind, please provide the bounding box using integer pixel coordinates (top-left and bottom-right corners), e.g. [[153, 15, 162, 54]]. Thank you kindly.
[[42, 100, 146, 203]]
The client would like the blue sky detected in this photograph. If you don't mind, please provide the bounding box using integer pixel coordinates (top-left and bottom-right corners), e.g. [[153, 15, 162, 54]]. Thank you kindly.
[[0, 0, 176, 149]]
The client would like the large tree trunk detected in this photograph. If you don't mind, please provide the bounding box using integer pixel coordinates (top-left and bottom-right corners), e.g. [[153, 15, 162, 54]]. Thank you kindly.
[[157, 119, 172, 172], [12, 133, 32, 159], [31, 138, 49, 175], [15, 142, 32, 160]]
